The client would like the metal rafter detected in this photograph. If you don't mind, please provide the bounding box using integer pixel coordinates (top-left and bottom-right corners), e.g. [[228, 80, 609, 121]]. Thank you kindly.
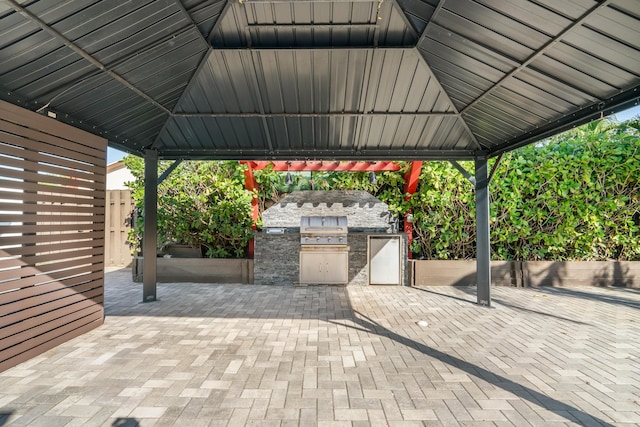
[[488, 153, 503, 184], [416, 0, 447, 44], [489, 84, 640, 157], [2, 0, 172, 115], [459, 0, 614, 115], [389, 0, 419, 40], [408, 0, 485, 150], [150, 48, 213, 149], [450, 160, 475, 185], [34, 24, 201, 106], [151, 0, 233, 149], [172, 0, 212, 51], [157, 160, 183, 185]]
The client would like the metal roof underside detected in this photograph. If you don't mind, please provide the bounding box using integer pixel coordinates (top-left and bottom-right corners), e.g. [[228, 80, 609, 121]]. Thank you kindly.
[[1, 0, 639, 160]]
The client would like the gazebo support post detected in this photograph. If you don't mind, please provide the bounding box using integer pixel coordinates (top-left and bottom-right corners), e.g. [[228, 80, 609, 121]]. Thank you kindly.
[[143, 149, 158, 302], [475, 155, 491, 307]]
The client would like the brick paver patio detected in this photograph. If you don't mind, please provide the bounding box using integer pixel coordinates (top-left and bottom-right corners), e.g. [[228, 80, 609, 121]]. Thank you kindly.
[[1, 268, 639, 426]]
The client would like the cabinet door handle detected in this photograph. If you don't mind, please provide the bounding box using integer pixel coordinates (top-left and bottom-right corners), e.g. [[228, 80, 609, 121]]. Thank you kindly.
[[326, 262, 329, 272], [319, 263, 322, 272]]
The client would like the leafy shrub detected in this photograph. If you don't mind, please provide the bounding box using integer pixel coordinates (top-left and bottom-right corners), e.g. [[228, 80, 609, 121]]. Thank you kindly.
[[125, 159, 253, 258]]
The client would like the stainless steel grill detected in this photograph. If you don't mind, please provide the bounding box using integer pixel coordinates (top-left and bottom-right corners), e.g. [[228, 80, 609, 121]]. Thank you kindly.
[[299, 216, 349, 284], [300, 216, 348, 245]]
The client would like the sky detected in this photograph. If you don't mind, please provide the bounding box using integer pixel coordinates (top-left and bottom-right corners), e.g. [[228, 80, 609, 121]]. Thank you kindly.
[[106, 105, 640, 164]]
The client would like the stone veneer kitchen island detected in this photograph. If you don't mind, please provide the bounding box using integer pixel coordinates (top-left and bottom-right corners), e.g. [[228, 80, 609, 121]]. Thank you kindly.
[[254, 190, 408, 286]]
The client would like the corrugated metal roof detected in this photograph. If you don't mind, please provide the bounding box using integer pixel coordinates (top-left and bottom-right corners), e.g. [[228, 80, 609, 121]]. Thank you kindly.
[[0, 0, 638, 159]]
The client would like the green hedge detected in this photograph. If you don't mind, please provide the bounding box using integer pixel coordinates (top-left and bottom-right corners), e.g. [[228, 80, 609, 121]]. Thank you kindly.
[[125, 118, 639, 261], [407, 119, 640, 260]]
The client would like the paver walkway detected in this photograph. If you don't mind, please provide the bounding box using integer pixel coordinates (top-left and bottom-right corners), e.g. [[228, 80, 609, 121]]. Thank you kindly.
[[1, 268, 639, 426]]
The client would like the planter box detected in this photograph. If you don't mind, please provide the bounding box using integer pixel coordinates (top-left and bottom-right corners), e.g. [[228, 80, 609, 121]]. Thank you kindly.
[[411, 260, 639, 288], [133, 257, 253, 284], [521, 261, 639, 287], [163, 244, 202, 258], [411, 260, 518, 287]]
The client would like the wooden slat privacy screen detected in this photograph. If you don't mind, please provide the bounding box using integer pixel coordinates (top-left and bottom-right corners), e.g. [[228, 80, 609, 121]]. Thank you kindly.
[[0, 100, 106, 372]]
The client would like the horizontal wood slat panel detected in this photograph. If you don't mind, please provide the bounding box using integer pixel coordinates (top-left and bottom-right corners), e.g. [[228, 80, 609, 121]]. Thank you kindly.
[[0, 214, 104, 223], [0, 231, 104, 246], [0, 177, 105, 199], [0, 251, 103, 271], [0, 124, 105, 167], [0, 239, 105, 257], [0, 203, 104, 215], [0, 154, 105, 185], [0, 261, 104, 283], [2, 284, 103, 330], [0, 140, 104, 176], [0, 166, 103, 191], [0, 319, 103, 373], [0, 189, 104, 206], [0, 297, 100, 341], [0, 267, 103, 294], [0, 100, 105, 373], [0, 100, 106, 158], [0, 273, 103, 306], [1, 303, 102, 348], [1, 290, 103, 328], [0, 223, 105, 234], [0, 311, 104, 368]]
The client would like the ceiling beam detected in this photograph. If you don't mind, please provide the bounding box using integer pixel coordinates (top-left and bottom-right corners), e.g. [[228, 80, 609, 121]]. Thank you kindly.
[[173, 112, 458, 118], [460, 0, 614, 115], [3, 0, 171, 115], [157, 148, 476, 161], [238, 0, 379, 2], [247, 23, 379, 29]]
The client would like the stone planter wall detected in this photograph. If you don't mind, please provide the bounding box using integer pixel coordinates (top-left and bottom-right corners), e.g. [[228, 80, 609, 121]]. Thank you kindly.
[[411, 260, 640, 288], [133, 257, 253, 284]]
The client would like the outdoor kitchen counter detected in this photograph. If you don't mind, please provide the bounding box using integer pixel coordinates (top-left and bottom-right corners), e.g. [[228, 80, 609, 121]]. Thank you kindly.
[[254, 232, 408, 286]]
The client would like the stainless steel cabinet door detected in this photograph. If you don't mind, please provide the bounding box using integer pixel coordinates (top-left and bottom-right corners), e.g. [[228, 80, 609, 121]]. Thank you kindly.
[[368, 236, 401, 285], [300, 251, 348, 284]]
